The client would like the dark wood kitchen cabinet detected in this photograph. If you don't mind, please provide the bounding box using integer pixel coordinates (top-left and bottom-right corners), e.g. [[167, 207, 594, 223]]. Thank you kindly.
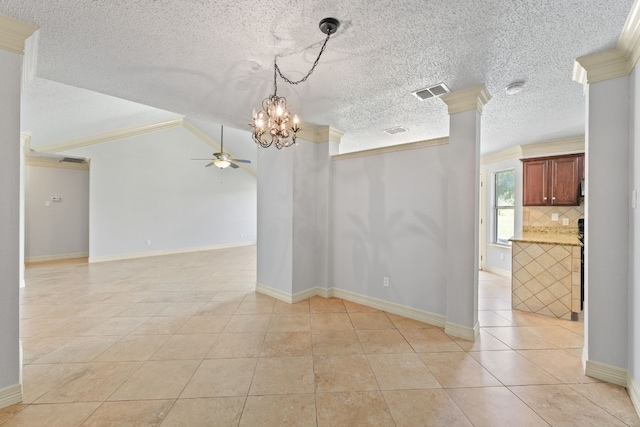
[[522, 153, 584, 206]]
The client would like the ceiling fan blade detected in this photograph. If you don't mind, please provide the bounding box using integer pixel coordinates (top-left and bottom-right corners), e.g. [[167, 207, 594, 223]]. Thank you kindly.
[[205, 161, 215, 167], [192, 158, 214, 160], [229, 162, 240, 169], [231, 159, 251, 164]]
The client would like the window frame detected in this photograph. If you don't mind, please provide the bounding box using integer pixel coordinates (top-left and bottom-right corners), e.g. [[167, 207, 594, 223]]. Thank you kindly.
[[494, 168, 515, 246]]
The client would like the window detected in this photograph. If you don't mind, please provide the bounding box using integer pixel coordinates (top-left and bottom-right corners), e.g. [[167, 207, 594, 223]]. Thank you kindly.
[[495, 169, 515, 245]]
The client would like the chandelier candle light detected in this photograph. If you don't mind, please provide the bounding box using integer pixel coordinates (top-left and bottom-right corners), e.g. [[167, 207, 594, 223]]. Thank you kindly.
[[251, 17, 340, 149]]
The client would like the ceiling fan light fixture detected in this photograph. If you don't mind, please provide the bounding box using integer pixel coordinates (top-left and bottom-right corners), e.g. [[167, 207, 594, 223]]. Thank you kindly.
[[213, 158, 231, 169], [250, 17, 339, 149]]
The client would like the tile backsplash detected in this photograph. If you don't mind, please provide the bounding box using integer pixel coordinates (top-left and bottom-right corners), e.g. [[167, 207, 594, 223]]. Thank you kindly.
[[523, 200, 584, 228]]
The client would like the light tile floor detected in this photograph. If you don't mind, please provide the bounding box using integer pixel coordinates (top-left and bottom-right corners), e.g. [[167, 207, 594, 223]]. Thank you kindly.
[[1, 245, 639, 426]]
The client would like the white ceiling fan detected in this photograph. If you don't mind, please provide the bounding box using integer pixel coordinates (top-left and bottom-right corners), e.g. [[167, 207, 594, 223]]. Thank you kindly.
[[192, 125, 251, 169]]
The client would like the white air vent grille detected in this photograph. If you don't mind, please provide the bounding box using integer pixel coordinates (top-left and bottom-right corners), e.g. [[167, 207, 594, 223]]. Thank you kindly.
[[412, 83, 450, 100], [383, 126, 408, 135]]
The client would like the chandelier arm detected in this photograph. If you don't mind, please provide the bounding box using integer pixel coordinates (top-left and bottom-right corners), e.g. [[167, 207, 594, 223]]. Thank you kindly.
[[274, 31, 332, 86]]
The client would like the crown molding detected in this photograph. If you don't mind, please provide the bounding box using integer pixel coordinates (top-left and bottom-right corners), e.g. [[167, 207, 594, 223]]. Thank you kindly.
[[440, 84, 492, 115], [22, 29, 38, 85], [573, 48, 630, 85], [520, 136, 585, 158], [573, 0, 640, 85], [480, 145, 523, 165], [481, 136, 584, 165], [25, 157, 90, 170], [297, 122, 344, 144], [0, 13, 38, 55], [36, 119, 184, 153], [333, 137, 449, 161], [181, 119, 256, 177]]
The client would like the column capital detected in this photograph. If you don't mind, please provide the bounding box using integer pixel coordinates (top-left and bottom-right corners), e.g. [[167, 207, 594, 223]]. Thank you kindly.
[[297, 123, 345, 144], [0, 13, 38, 55], [573, 0, 640, 85], [440, 85, 491, 115]]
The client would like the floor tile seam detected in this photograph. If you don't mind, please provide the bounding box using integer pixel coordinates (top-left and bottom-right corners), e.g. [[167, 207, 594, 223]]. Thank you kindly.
[[565, 383, 636, 425], [440, 387, 488, 426], [505, 384, 572, 426], [242, 333, 269, 399]]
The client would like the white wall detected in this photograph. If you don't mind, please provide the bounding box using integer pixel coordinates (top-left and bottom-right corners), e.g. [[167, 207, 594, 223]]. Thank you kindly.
[[0, 49, 22, 393], [332, 145, 448, 315], [24, 166, 89, 259], [63, 125, 256, 260], [481, 157, 521, 273]]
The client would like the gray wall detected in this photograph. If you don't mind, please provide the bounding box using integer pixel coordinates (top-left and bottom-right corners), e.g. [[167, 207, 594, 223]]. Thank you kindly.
[[24, 166, 89, 259], [332, 145, 448, 315], [629, 63, 640, 394], [0, 49, 22, 391], [63, 125, 256, 261], [586, 76, 630, 370]]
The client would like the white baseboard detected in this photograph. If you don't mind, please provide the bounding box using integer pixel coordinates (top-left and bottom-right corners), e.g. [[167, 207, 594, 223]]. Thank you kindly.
[[255, 283, 294, 303], [89, 242, 256, 263], [445, 321, 480, 341], [482, 265, 511, 278], [293, 287, 325, 303], [627, 373, 640, 420], [0, 384, 22, 409], [25, 252, 88, 263], [584, 359, 628, 386], [331, 288, 447, 328], [255, 284, 448, 330]]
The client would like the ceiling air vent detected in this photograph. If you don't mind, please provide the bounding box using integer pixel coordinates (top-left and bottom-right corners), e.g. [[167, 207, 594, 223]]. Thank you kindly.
[[383, 126, 408, 135], [60, 157, 86, 164], [412, 83, 450, 101]]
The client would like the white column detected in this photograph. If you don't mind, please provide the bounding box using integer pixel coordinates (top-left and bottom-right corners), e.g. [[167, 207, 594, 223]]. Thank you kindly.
[[256, 126, 343, 301], [585, 76, 630, 373], [440, 85, 491, 341], [0, 13, 37, 409], [573, 39, 636, 384], [313, 130, 341, 293]]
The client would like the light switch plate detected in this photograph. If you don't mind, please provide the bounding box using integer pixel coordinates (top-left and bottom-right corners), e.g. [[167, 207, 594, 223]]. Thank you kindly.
[[551, 213, 558, 221], [562, 218, 569, 226]]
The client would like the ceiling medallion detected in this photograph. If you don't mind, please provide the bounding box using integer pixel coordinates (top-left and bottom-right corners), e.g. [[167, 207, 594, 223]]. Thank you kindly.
[[250, 17, 340, 149]]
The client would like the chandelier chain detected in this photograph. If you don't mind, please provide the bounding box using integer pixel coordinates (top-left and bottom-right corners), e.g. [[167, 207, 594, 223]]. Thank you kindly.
[[273, 30, 332, 94]]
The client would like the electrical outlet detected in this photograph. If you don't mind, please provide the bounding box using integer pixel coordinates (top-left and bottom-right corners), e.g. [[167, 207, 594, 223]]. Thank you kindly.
[[551, 213, 559, 222], [383, 277, 389, 287], [500, 253, 505, 261], [146, 240, 151, 245], [562, 218, 569, 226]]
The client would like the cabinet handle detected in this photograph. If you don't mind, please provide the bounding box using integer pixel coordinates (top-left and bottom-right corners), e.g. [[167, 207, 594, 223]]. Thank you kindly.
[[543, 197, 547, 200], [552, 197, 556, 200]]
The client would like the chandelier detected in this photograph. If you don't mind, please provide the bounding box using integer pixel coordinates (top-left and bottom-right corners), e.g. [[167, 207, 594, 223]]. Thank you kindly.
[[251, 17, 340, 149]]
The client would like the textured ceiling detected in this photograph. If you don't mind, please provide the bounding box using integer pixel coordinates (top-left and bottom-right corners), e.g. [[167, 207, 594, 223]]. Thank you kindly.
[[1, 0, 634, 154]]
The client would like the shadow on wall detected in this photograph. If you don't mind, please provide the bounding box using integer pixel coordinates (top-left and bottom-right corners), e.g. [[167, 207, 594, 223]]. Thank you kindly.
[[341, 152, 447, 298]]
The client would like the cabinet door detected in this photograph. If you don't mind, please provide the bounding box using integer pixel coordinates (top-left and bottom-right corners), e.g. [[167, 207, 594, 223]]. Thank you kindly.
[[551, 156, 579, 205], [523, 159, 548, 206]]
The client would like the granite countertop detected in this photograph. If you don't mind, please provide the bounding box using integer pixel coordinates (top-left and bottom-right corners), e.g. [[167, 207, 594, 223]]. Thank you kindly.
[[509, 228, 582, 247]]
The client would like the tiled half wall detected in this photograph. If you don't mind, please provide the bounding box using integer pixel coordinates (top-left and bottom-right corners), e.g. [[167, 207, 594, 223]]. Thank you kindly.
[[512, 241, 581, 320]]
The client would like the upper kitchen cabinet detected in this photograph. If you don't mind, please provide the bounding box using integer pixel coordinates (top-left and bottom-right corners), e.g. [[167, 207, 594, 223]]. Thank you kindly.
[[522, 153, 584, 206]]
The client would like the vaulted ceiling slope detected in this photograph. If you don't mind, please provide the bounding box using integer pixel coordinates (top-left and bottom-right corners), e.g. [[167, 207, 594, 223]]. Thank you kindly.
[[1, 0, 634, 154]]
